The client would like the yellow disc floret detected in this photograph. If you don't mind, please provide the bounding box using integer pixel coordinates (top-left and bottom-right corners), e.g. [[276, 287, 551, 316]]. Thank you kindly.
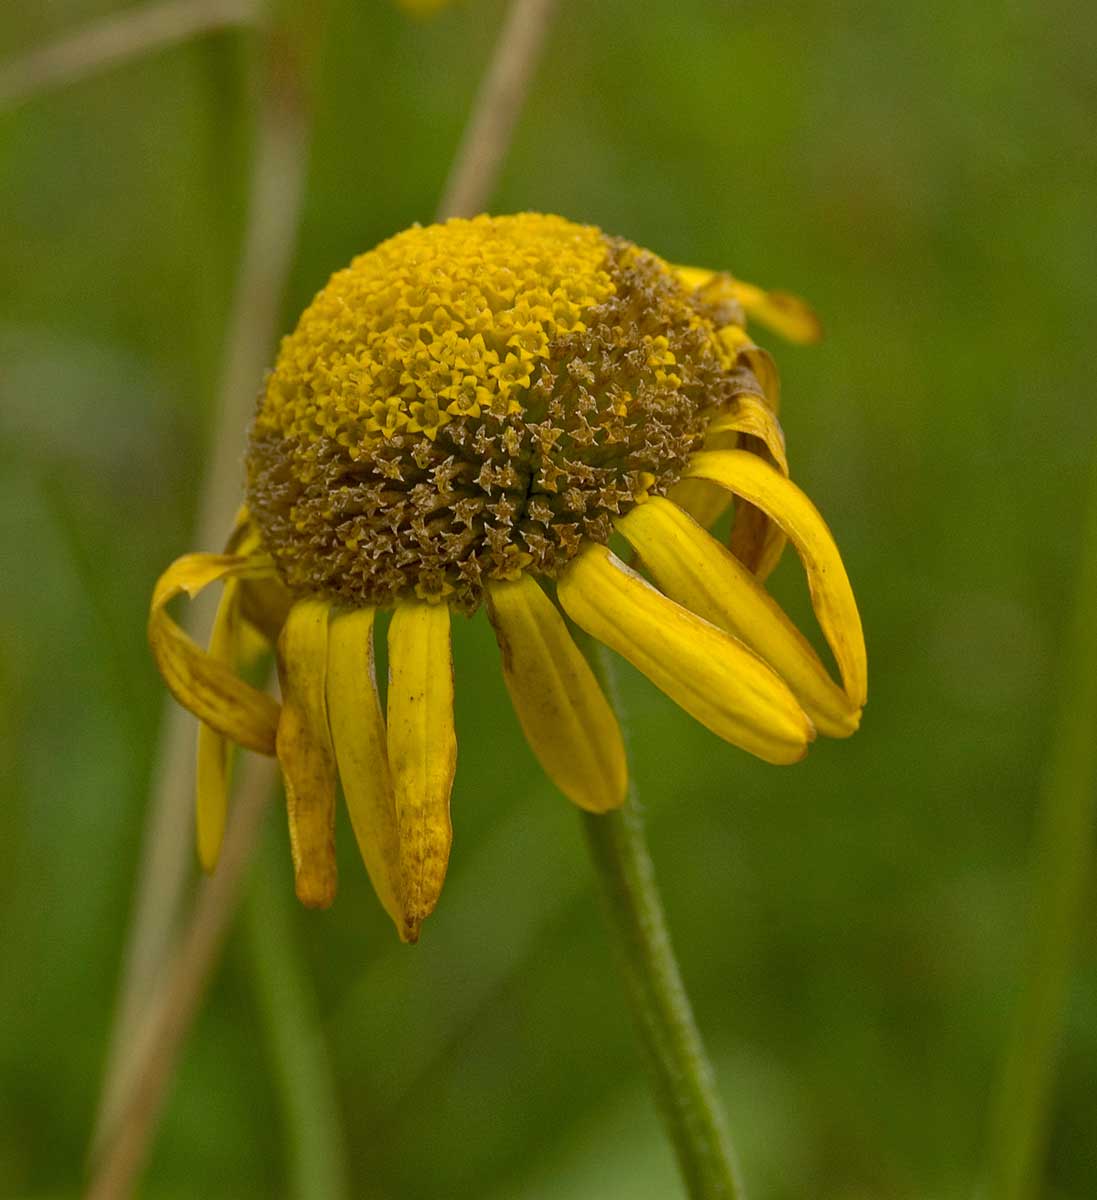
[[246, 214, 755, 610], [254, 214, 613, 453]]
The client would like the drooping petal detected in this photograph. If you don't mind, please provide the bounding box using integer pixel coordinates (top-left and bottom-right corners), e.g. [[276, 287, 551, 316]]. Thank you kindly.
[[557, 545, 814, 765], [720, 279, 822, 345], [673, 264, 725, 294], [487, 575, 627, 813], [148, 552, 281, 753], [195, 579, 242, 872], [238, 573, 295, 644], [326, 607, 407, 938], [667, 477, 733, 531], [717, 325, 781, 410], [387, 601, 457, 939], [705, 389, 791, 577], [730, 496, 787, 583], [276, 598, 338, 909], [707, 391, 789, 475], [224, 505, 261, 554], [685, 450, 867, 708], [674, 264, 822, 345], [617, 498, 860, 738], [671, 392, 789, 535]]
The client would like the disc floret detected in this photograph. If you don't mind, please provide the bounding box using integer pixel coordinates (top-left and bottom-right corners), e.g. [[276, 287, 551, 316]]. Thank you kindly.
[[246, 213, 744, 610]]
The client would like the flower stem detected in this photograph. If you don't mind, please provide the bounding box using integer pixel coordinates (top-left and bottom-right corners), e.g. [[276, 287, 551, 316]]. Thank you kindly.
[[245, 831, 349, 1200], [436, 0, 559, 221], [92, 4, 324, 1158], [85, 749, 280, 1200], [579, 642, 745, 1200], [0, 0, 259, 112], [981, 454, 1097, 1200]]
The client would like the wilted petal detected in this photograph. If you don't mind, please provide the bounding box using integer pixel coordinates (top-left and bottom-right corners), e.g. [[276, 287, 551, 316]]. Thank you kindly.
[[276, 598, 338, 909], [487, 574, 627, 813], [686, 450, 867, 708], [326, 607, 408, 938], [195, 579, 243, 872], [557, 545, 814, 765], [674, 264, 822, 345], [617, 498, 860, 738], [707, 391, 789, 476], [387, 601, 457, 940], [148, 552, 281, 753]]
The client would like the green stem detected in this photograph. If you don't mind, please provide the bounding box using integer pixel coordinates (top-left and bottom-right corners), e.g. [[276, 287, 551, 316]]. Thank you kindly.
[[245, 830, 349, 1200], [982, 456, 1097, 1200], [579, 641, 745, 1200]]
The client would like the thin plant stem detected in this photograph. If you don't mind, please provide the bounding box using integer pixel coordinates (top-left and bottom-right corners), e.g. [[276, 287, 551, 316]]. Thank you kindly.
[[980, 455, 1097, 1200], [0, 0, 259, 111], [93, 2, 320, 1157], [90, 0, 553, 1187], [85, 749, 280, 1200], [579, 640, 746, 1200], [435, 0, 559, 221], [244, 831, 350, 1200]]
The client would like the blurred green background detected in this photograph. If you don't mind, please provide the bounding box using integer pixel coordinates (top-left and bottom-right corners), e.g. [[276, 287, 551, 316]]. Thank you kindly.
[[2, 0, 1095, 1197]]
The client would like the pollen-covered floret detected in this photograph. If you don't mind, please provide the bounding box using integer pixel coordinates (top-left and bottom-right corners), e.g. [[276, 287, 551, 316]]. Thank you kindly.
[[246, 213, 759, 610]]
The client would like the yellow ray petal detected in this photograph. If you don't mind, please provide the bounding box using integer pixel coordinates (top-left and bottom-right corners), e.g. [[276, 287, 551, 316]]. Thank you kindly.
[[667, 476, 733, 531], [730, 497, 787, 583], [148, 552, 281, 753], [487, 575, 627, 813], [388, 601, 457, 939], [674, 264, 822, 345], [224, 507, 293, 646], [326, 608, 408, 938], [276, 598, 337, 909], [685, 450, 867, 708], [707, 390, 790, 578], [723, 280, 822, 345], [708, 392, 789, 476], [238, 573, 295, 644], [617, 499, 860, 738], [670, 392, 789, 535], [224, 505, 260, 554], [557, 545, 814, 765], [718, 325, 781, 410], [672, 264, 721, 294], [195, 579, 242, 872]]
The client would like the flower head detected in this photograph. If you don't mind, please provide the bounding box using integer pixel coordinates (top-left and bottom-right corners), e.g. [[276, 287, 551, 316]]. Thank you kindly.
[[149, 213, 865, 942]]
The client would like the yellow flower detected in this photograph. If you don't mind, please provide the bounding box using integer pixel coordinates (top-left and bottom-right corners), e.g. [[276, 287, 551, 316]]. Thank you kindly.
[[149, 213, 866, 942]]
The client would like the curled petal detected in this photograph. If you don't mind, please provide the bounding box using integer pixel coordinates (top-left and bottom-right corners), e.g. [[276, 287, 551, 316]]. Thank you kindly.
[[686, 450, 867, 708], [721, 279, 822, 345], [224, 505, 261, 554], [487, 575, 627, 813], [148, 552, 281, 753], [557, 545, 814, 765], [672, 393, 789, 535], [667, 477, 733, 532], [617, 499, 860, 738], [730, 497, 787, 583], [195, 579, 243, 872], [388, 601, 457, 940], [707, 391, 789, 476], [326, 608, 408, 938], [674, 264, 822, 345], [718, 325, 782, 411], [222, 507, 294, 643], [707, 390, 790, 577], [276, 599, 338, 909], [238, 574, 295, 644]]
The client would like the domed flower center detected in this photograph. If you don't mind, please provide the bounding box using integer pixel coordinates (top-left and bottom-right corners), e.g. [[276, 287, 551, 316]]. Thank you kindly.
[[246, 213, 744, 610]]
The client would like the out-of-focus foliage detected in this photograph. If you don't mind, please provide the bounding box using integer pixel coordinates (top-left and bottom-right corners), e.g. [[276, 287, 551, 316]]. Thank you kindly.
[[1, 1, 1095, 1197]]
